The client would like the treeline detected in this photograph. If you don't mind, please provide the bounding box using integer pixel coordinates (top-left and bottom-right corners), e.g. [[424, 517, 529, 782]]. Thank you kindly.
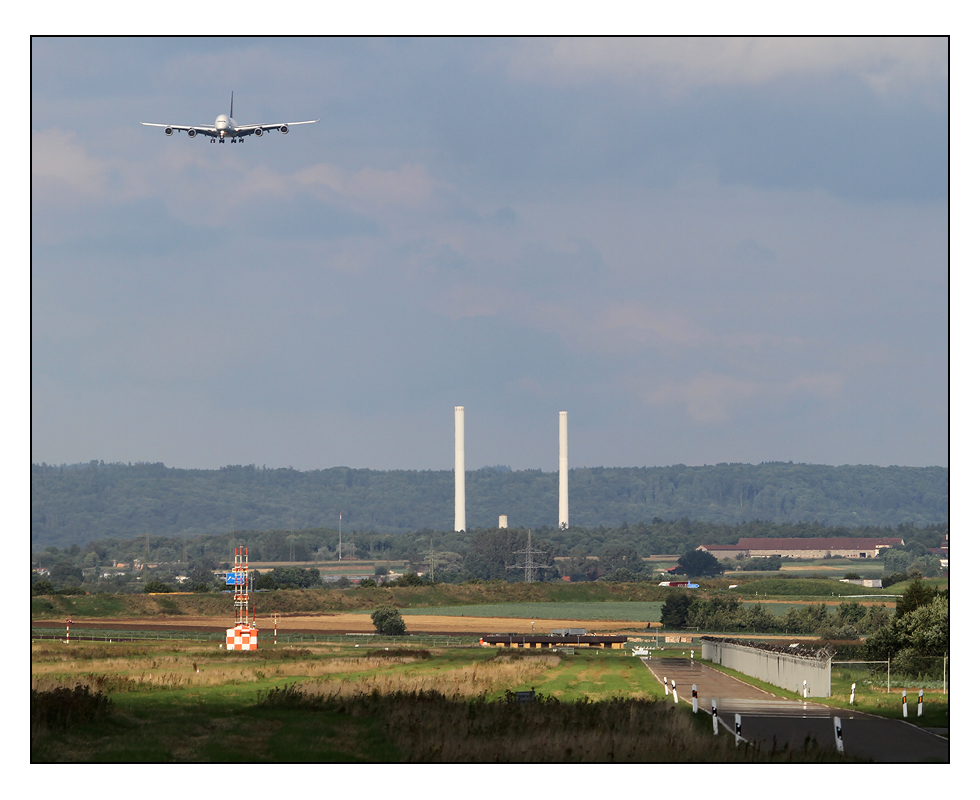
[[661, 594, 893, 639], [31, 460, 948, 550], [32, 517, 948, 594]]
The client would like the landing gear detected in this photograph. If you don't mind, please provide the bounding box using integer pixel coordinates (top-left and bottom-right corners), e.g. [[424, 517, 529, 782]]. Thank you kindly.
[[211, 138, 216, 143]]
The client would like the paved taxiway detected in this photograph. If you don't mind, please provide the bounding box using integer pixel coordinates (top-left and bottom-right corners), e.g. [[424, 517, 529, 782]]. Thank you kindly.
[[643, 657, 948, 763]]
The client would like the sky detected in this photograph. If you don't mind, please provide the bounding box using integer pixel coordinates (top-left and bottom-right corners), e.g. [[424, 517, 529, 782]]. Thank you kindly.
[[30, 36, 950, 472]]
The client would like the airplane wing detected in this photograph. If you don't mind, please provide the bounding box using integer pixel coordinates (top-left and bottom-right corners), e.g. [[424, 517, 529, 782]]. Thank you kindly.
[[234, 120, 319, 136], [141, 122, 218, 138]]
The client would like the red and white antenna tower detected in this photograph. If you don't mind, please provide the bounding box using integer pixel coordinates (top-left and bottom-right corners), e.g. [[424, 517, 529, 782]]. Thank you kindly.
[[226, 545, 258, 651]]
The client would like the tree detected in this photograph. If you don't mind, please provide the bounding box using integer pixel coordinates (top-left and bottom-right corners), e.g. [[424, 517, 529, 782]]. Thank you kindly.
[[660, 593, 693, 628], [676, 549, 723, 578], [463, 529, 526, 581], [371, 605, 406, 636], [49, 562, 84, 588], [598, 544, 645, 576], [143, 580, 173, 593], [866, 593, 948, 678], [895, 579, 938, 618]]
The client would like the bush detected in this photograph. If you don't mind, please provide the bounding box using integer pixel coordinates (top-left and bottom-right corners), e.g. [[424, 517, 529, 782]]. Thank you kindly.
[[31, 685, 113, 730], [882, 572, 908, 588], [390, 572, 425, 587], [371, 605, 406, 636], [144, 580, 174, 594]]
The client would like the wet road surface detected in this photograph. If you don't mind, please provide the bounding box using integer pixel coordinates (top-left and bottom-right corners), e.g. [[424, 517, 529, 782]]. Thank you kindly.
[[642, 657, 948, 763]]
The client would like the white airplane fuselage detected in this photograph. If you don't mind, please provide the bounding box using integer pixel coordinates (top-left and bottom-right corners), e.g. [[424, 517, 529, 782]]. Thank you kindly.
[[215, 114, 236, 138]]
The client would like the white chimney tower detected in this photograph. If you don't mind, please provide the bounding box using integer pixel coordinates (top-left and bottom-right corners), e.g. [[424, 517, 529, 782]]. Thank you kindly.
[[455, 406, 466, 531], [559, 411, 569, 529]]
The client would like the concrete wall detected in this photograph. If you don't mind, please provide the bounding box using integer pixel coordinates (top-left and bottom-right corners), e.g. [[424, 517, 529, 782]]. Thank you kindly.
[[701, 638, 831, 697]]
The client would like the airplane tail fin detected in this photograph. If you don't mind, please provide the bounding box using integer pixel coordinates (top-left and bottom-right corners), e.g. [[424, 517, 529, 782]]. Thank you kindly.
[[230, 91, 234, 119]]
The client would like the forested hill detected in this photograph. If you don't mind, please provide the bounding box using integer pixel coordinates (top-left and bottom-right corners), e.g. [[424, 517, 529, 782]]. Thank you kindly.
[[31, 461, 948, 550]]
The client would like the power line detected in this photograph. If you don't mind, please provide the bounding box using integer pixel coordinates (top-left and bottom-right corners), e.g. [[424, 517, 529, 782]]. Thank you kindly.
[[509, 530, 549, 583]]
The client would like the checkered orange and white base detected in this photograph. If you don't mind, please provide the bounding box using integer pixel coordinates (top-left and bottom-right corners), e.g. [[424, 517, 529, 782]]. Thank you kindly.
[[226, 625, 259, 651]]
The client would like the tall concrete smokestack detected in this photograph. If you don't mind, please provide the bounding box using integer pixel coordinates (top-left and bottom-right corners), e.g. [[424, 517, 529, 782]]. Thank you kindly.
[[455, 406, 466, 532], [559, 411, 568, 529]]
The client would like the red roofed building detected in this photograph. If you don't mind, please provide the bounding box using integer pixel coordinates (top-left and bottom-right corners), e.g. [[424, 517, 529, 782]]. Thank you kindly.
[[698, 537, 904, 560]]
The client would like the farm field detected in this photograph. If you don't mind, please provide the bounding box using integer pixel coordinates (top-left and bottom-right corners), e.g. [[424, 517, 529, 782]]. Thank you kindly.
[[400, 602, 665, 624], [33, 612, 649, 637]]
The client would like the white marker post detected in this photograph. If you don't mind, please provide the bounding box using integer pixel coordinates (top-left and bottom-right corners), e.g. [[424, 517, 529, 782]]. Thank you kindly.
[[802, 680, 808, 698], [671, 680, 678, 704], [734, 714, 742, 746], [663, 676, 669, 695], [918, 689, 924, 717], [902, 690, 908, 718], [850, 683, 856, 704], [833, 716, 844, 754], [711, 700, 718, 735], [692, 684, 698, 714]]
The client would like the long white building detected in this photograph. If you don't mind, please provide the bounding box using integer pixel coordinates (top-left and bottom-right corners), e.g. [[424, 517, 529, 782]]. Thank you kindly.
[[698, 537, 904, 560]]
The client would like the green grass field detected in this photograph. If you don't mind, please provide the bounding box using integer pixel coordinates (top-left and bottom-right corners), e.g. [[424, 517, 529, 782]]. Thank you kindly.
[[30, 639, 854, 762], [400, 602, 664, 622]]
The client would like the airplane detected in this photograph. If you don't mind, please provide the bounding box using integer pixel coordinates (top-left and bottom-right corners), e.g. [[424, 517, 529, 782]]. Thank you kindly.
[[141, 92, 318, 144]]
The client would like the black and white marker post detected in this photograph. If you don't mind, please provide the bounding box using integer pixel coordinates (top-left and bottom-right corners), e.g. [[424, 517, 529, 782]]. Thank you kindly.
[[692, 684, 698, 714], [711, 699, 718, 735], [850, 682, 856, 704], [902, 690, 908, 718], [734, 714, 742, 746], [833, 716, 844, 754], [663, 676, 669, 695], [671, 679, 678, 704], [918, 689, 924, 717]]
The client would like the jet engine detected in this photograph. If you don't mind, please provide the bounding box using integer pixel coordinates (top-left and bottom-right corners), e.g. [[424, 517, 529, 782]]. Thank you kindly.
[[164, 127, 174, 136], [253, 128, 263, 137], [187, 129, 197, 138], [279, 125, 289, 134]]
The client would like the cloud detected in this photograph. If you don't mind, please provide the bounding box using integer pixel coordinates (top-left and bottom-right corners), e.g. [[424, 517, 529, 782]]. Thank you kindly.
[[31, 129, 109, 200], [643, 370, 843, 424], [508, 37, 948, 97], [295, 162, 438, 209]]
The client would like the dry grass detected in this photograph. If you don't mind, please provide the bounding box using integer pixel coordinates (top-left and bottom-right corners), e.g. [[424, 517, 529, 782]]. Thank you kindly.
[[299, 654, 561, 699], [30, 640, 515, 694]]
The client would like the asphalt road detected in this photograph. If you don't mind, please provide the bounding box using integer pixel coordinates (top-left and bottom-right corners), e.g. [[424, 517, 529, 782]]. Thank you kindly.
[[642, 656, 949, 763]]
